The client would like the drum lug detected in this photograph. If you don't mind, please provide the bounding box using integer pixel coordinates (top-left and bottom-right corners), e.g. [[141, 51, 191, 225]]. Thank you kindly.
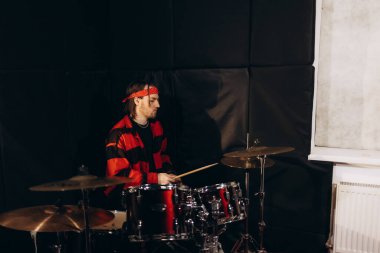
[[121, 190, 127, 209], [185, 218, 194, 234], [137, 220, 143, 240], [174, 188, 179, 204], [173, 218, 179, 234], [210, 197, 221, 220], [228, 203, 234, 216], [224, 190, 230, 200], [137, 190, 142, 204], [196, 208, 209, 222], [237, 183, 243, 198]]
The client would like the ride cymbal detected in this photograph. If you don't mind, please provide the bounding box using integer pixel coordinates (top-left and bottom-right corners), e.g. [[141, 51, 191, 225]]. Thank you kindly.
[[29, 175, 129, 191], [0, 205, 114, 232], [221, 157, 275, 169], [223, 146, 294, 158]]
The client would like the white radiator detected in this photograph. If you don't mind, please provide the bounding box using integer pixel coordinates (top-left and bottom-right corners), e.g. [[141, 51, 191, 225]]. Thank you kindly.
[[334, 181, 380, 253]]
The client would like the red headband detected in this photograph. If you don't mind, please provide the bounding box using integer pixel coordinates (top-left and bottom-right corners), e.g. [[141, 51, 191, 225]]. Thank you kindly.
[[122, 86, 159, 103]]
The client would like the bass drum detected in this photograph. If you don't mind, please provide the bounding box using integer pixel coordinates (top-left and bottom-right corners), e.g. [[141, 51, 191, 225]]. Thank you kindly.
[[125, 184, 196, 242]]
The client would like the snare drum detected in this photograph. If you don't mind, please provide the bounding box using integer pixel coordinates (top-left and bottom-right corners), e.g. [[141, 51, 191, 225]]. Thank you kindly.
[[195, 181, 246, 225], [125, 184, 195, 241]]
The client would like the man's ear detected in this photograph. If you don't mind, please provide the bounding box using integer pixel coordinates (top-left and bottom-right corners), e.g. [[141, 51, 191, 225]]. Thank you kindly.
[[133, 97, 140, 106]]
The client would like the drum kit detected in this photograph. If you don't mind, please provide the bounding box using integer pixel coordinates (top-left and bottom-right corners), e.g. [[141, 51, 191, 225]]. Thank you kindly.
[[0, 146, 294, 253]]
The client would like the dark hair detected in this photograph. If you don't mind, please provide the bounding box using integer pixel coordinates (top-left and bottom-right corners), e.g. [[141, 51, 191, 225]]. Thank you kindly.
[[123, 81, 155, 118]]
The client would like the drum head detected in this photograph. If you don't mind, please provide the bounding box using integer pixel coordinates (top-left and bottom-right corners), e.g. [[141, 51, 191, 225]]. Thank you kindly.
[[92, 210, 126, 231]]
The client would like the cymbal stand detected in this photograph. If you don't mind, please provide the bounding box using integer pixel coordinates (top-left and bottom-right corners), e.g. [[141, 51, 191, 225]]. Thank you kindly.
[[81, 189, 91, 253], [231, 165, 256, 253], [49, 232, 63, 253], [256, 156, 267, 253], [231, 135, 257, 253]]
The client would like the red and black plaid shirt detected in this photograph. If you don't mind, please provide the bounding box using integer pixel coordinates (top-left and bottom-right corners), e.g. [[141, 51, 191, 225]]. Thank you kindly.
[[104, 115, 173, 195]]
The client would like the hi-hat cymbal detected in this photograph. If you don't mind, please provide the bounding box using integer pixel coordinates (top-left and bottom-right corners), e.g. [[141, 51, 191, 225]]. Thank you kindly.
[[223, 146, 294, 158], [0, 205, 114, 232], [30, 175, 130, 191], [221, 157, 275, 169]]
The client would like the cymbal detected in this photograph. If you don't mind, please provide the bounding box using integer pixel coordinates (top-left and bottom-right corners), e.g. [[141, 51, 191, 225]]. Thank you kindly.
[[221, 157, 275, 169], [0, 205, 114, 232], [30, 175, 129, 191], [223, 146, 294, 158]]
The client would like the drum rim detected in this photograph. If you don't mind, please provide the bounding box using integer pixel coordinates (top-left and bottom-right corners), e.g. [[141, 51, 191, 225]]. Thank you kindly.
[[195, 181, 238, 193], [139, 183, 177, 190]]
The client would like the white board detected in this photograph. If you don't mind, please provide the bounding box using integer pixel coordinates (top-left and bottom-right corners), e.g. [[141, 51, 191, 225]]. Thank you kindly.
[[310, 0, 380, 165]]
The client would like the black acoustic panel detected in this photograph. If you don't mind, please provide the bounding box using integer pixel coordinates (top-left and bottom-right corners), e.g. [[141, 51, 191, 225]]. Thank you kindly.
[[0, 123, 5, 209], [64, 0, 109, 70], [0, 228, 35, 252], [248, 66, 332, 251], [174, 0, 250, 68], [0, 71, 75, 210], [0, 1, 64, 69], [173, 68, 248, 186], [109, 1, 173, 69], [264, 224, 329, 253], [263, 157, 332, 232], [251, 0, 315, 65], [250, 66, 314, 155], [65, 71, 111, 178]]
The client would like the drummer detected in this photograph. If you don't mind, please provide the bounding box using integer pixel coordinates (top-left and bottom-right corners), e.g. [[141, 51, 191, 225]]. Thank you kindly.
[[104, 80, 179, 204]]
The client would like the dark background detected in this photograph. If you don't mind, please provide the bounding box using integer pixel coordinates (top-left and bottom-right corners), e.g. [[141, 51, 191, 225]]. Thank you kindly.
[[0, 0, 332, 252]]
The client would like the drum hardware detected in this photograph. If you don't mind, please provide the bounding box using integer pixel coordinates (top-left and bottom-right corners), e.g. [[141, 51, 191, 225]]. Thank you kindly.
[[0, 204, 114, 232], [256, 156, 267, 253], [195, 182, 246, 226], [29, 174, 129, 192], [137, 220, 143, 240], [49, 234, 63, 253], [220, 157, 275, 170], [27, 168, 127, 253], [80, 188, 92, 253], [199, 233, 225, 253], [223, 146, 294, 159], [223, 142, 294, 253], [185, 218, 195, 234]]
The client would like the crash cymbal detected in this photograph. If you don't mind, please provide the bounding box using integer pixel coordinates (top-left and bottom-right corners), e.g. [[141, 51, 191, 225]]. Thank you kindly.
[[0, 205, 114, 232], [223, 146, 294, 158], [221, 157, 275, 169], [30, 175, 129, 191]]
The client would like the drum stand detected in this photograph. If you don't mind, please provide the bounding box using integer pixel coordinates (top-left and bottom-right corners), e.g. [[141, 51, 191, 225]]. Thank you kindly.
[[198, 199, 225, 253]]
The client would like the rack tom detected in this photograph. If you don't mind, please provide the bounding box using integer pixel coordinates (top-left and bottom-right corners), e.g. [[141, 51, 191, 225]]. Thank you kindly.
[[125, 184, 196, 241]]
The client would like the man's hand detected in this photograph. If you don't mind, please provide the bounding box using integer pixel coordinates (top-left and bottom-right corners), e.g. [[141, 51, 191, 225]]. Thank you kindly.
[[158, 173, 180, 185]]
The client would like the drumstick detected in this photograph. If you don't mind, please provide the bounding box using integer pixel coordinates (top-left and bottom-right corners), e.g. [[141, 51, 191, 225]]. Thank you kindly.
[[173, 163, 218, 179]]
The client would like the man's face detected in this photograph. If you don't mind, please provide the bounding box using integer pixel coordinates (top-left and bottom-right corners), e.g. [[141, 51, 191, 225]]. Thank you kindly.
[[136, 93, 160, 119]]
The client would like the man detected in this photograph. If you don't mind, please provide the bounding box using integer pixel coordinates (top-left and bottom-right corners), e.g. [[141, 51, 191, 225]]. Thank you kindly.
[[104, 81, 178, 199]]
